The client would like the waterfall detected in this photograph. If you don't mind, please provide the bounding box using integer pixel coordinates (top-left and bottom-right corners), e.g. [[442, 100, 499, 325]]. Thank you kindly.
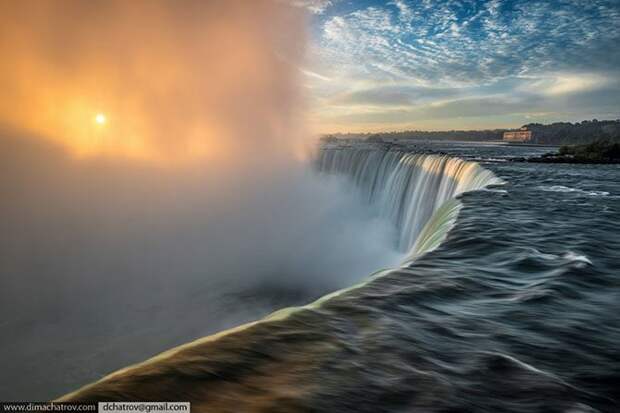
[[57, 146, 505, 402], [316, 147, 503, 263]]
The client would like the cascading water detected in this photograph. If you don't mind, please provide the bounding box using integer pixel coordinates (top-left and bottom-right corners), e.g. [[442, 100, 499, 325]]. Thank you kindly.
[[316, 146, 504, 263]]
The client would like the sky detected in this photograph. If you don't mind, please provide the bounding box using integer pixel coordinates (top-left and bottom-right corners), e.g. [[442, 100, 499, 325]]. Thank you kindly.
[[0, 0, 306, 161], [298, 0, 620, 133]]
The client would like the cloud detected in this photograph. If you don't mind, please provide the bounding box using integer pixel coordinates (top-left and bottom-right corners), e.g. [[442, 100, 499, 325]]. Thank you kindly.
[[318, 0, 620, 84], [291, 0, 335, 14], [332, 85, 458, 107], [0, 0, 307, 162], [314, 75, 620, 130], [390, 0, 413, 22], [308, 0, 620, 130], [521, 73, 614, 96]]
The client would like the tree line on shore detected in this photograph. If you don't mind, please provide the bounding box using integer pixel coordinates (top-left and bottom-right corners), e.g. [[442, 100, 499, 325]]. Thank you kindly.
[[324, 119, 620, 145]]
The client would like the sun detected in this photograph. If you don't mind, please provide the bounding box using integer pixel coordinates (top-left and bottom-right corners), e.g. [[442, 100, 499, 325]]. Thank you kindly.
[[94, 113, 107, 125]]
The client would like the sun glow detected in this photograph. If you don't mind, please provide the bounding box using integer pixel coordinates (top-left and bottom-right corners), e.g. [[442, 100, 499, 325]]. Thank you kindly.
[[95, 113, 107, 125], [0, 0, 305, 165]]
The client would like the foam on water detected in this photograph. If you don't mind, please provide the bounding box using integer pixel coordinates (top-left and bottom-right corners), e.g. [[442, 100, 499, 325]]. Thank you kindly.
[[537, 185, 610, 197]]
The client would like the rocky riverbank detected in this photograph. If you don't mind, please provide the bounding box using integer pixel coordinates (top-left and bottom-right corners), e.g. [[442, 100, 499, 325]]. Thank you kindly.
[[512, 141, 620, 164]]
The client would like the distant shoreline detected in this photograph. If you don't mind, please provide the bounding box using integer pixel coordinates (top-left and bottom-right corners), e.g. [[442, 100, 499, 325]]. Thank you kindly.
[[489, 141, 561, 149], [511, 140, 620, 164], [322, 118, 620, 147]]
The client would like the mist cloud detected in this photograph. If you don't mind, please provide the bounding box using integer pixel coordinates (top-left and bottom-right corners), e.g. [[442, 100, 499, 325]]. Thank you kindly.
[[0, 0, 399, 400], [0, 0, 306, 161]]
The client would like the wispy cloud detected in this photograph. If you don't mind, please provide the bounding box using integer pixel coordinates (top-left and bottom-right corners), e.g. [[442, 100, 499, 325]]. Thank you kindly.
[[308, 0, 620, 131], [291, 0, 335, 15], [521, 73, 613, 96], [331, 85, 458, 107]]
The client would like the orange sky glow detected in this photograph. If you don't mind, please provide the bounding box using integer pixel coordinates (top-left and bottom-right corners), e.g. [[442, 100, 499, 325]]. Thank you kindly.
[[0, 0, 306, 165]]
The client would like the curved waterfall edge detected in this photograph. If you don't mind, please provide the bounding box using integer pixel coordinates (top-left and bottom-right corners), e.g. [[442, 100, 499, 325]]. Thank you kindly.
[[315, 147, 505, 266], [401, 197, 463, 265]]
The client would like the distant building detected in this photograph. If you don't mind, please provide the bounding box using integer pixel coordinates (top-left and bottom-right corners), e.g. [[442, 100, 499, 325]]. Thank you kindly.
[[503, 127, 533, 142]]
